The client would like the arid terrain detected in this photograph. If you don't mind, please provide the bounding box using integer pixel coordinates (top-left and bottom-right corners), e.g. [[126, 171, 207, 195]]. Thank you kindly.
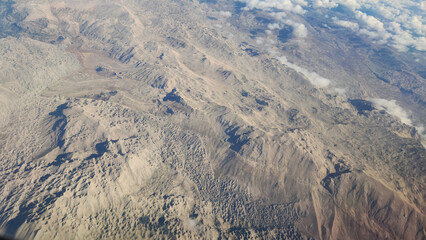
[[0, 0, 425, 239]]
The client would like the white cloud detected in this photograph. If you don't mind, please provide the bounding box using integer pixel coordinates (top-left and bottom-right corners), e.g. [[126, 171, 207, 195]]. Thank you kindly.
[[214, 24, 223, 29], [371, 98, 426, 147], [241, 0, 307, 14], [311, 0, 425, 52], [313, 0, 338, 8], [256, 37, 276, 46], [218, 11, 232, 18], [334, 87, 346, 96], [293, 23, 308, 38], [371, 98, 412, 125], [282, 19, 308, 38], [355, 11, 385, 32], [375, 4, 399, 19], [236, 0, 425, 51], [409, 16, 425, 35], [267, 23, 281, 30], [337, 0, 360, 11], [278, 56, 331, 87], [256, 37, 264, 44], [413, 37, 426, 51], [267, 38, 276, 44], [353, 10, 393, 44], [270, 11, 287, 20], [332, 18, 359, 31]]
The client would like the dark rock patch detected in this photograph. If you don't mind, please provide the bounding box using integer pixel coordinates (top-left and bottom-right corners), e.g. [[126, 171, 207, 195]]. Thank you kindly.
[[218, 69, 232, 79], [245, 48, 260, 56], [417, 70, 426, 79], [286, 108, 299, 121], [158, 216, 165, 227], [56, 35, 65, 42], [199, 0, 217, 3], [163, 89, 183, 103], [321, 163, 351, 195], [234, 1, 246, 14], [3, 188, 65, 237], [85, 141, 109, 160], [349, 99, 374, 115], [250, 29, 264, 36], [286, 108, 311, 130], [373, 72, 390, 83], [167, 37, 186, 48], [48, 152, 72, 167], [255, 98, 269, 106], [49, 103, 68, 118], [118, 47, 135, 63], [151, 75, 168, 89], [166, 107, 174, 115], [0, 0, 26, 39], [255, 16, 274, 24], [278, 25, 293, 43], [225, 126, 251, 152], [90, 91, 118, 101], [189, 213, 198, 219], [39, 174, 51, 182], [49, 103, 69, 148]]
